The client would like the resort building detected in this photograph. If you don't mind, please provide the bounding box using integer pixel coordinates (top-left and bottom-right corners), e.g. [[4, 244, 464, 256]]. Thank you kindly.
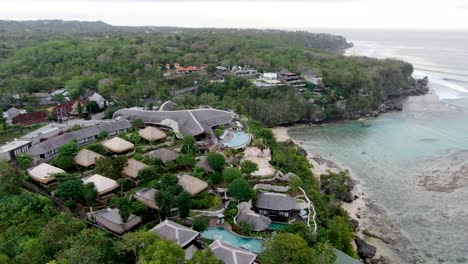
[[278, 69, 306, 89], [102, 137, 134, 154], [82, 174, 118, 196], [253, 72, 282, 87], [27, 163, 65, 185], [122, 159, 148, 179], [0, 140, 32, 161], [178, 174, 209, 196], [113, 108, 234, 139], [3, 107, 25, 124], [301, 71, 323, 85], [150, 220, 200, 260], [93, 208, 142, 235], [52, 99, 88, 121], [254, 192, 297, 219], [146, 148, 178, 164], [230, 65, 258, 78], [195, 156, 215, 173], [134, 188, 159, 209], [74, 149, 103, 167], [27, 120, 131, 163], [208, 240, 257, 264], [138, 126, 166, 142]]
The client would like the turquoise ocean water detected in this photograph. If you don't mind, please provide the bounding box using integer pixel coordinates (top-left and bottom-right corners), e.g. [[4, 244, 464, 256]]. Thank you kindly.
[[291, 30, 468, 263]]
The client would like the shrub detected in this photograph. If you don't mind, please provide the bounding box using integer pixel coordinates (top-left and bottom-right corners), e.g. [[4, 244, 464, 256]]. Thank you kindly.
[[192, 216, 209, 232], [86, 144, 108, 155], [228, 178, 253, 202], [207, 153, 225, 172], [240, 160, 258, 175], [222, 167, 241, 183], [209, 172, 222, 185]]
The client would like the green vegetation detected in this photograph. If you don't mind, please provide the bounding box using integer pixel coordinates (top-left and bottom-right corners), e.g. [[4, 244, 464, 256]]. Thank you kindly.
[[228, 178, 254, 202], [240, 160, 258, 175], [206, 153, 225, 172], [192, 216, 210, 232], [222, 167, 241, 183]]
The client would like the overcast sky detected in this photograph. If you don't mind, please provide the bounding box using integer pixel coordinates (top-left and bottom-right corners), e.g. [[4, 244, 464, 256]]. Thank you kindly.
[[0, 0, 467, 30]]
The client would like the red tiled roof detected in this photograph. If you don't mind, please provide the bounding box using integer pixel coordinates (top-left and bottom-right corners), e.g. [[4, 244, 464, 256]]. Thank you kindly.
[[186, 66, 197, 71], [176, 67, 186, 71], [12, 112, 48, 125], [52, 99, 88, 118], [200, 64, 208, 68]]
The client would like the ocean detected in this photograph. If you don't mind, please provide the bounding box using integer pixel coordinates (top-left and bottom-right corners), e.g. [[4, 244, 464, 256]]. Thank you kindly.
[[291, 30, 468, 263]]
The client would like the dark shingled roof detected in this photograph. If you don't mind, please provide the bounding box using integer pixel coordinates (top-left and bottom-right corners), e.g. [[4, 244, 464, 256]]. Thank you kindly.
[[150, 220, 199, 247], [255, 192, 297, 211], [146, 148, 178, 163], [209, 240, 257, 264], [236, 211, 272, 232]]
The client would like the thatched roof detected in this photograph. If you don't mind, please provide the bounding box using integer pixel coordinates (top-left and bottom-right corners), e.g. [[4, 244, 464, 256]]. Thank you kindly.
[[209, 240, 257, 264], [150, 220, 199, 247], [122, 159, 149, 179], [236, 211, 272, 232], [134, 188, 159, 209], [74, 149, 103, 167], [96, 208, 142, 234], [82, 174, 118, 195], [103, 137, 134, 153], [195, 156, 214, 173], [88, 92, 107, 109], [139, 126, 166, 141], [28, 163, 65, 184], [255, 192, 297, 211], [146, 148, 178, 163], [178, 175, 208, 196]]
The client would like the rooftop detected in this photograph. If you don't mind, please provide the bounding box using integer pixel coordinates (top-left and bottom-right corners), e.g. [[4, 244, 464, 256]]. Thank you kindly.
[[178, 174, 209, 196], [82, 174, 118, 195], [209, 240, 257, 264], [150, 219, 199, 247], [255, 192, 297, 211]]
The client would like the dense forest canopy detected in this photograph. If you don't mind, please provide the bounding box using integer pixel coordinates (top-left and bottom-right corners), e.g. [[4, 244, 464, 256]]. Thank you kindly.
[[0, 20, 413, 125]]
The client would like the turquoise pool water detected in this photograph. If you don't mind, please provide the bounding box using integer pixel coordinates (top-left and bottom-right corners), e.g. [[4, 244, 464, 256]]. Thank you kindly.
[[201, 227, 264, 253], [268, 222, 288, 230], [223, 131, 251, 149]]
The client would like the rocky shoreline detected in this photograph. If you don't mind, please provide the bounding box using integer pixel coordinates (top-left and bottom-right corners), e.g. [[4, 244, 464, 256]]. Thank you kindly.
[[272, 126, 423, 264]]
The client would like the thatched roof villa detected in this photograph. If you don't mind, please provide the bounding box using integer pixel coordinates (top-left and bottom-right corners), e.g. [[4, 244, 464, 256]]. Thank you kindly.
[[122, 159, 148, 179], [138, 126, 166, 141], [28, 163, 65, 184], [82, 174, 118, 195], [133, 188, 159, 209], [74, 149, 103, 167], [103, 137, 134, 153], [178, 175, 208, 196], [95, 208, 142, 234]]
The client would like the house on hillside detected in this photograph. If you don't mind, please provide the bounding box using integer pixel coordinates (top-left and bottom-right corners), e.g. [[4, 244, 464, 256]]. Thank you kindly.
[[102, 137, 134, 154], [82, 174, 119, 196], [150, 220, 200, 260], [231, 65, 257, 78], [28, 163, 65, 185], [254, 192, 297, 219], [122, 159, 148, 179], [186, 66, 197, 73], [3, 107, 25, 124], [88, 92, 108, 109], [178, 175, 209, 196], [279, 69, 306, 90], [134, 188, 159, 209], [176, 66, 186, 74], [12, 111, 48, 125], [49, 88, 69, 101], [301, 71, 322, 85], [146, 148, 178, 164], [52, 99, 89, 121], [74, 149, 103, 168]]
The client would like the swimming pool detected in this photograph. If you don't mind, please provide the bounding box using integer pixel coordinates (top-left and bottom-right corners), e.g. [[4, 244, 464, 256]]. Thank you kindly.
[[201, 227, 264, 253], [268, 222, 288, 230], [222, 131, 251, 149]]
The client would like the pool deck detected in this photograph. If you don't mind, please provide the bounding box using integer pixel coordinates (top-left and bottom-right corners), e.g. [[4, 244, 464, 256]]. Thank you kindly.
[[209, 217, 233, 231]]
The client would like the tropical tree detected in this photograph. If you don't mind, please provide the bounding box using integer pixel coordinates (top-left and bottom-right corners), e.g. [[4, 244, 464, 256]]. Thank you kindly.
[[56, 178, 83, 202], [177, 191, 192, 219], [0, 161, 21, 194], [207, 153, 225, 172], [139, 239, 185, 264], [228, 178, 253, 202], [181, 135, 197, 155], [176, 154, 196, 170], [240, 160, 258, 175], [82, 182, 97, 207], [192, 216, 209, 232], [188, 249, 222, 264], [222, 167, 241, 183]]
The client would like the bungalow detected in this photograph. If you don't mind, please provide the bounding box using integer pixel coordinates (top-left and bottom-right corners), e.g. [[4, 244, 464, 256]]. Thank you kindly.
[[134, 188, 159, 209], [102, 137, 135, 154], [278, 69, 306, 89], [174, 63, 180, 69], [0, 140, 32, 161], [27, 163, 65, 184], [208, 240, 257, 264], [178, 175, 209, 196], [27, 120, 131, 163], [236, 210, 272, 232], [150, 220, 200, 260], [166, 63, 171, 70], [74, 149, 103, 168], [254, 192, 297, 219], [195, 156, 215, 173], [32, 92, 51, 105], [82, 174, 119, 196], [94, 208, 142, 235], [3, 107, 25, 124], [301, 71, 322, 85], [12, 111, 48, 126], [231, 66, 257, 78], [139, 126, 166, 142], [146, 148, 178, 164], [122, 159, 148, 179]]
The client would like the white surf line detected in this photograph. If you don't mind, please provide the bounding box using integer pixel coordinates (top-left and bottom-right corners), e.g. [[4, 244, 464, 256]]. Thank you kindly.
[[299, 187, 318, 234]]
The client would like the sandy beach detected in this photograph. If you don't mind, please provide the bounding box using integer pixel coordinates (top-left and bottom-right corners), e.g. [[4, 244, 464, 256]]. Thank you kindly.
[[272, 126, 392, 260]]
